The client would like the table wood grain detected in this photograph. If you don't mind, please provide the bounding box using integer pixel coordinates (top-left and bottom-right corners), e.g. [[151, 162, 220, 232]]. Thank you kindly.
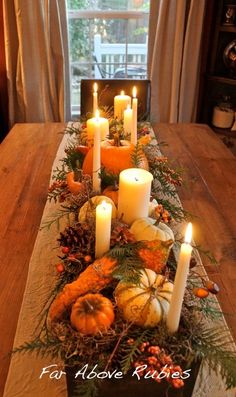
[[0, 123, 64, 396], [153, 123, 236, 339], [0, 122, 235, 396]]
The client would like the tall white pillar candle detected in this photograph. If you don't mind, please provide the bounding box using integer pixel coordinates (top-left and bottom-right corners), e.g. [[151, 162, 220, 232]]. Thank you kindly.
[[132, 86, 138, 145], [118, 168, 153, 225], [123, 104, 133, 136], [114, 91, 131, 120], [93, 83, 98, 115], [92, 110, 101, 193], [166, 223, 193, 334], [95, 200, 112, 258]]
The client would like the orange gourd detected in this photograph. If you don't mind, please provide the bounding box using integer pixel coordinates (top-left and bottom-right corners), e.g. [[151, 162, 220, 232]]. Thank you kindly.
[[82, 140, 149, 176], [66, 171, 84, 195], [70, 293, 115, 335]]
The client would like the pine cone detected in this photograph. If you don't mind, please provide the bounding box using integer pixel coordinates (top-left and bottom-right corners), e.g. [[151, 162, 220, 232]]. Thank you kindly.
[[58, 223, 95, 256], [110, 223, 136, 247]]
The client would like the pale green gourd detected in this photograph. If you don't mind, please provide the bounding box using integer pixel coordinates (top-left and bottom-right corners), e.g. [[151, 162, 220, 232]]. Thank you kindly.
[[115, 269, 173, 327]]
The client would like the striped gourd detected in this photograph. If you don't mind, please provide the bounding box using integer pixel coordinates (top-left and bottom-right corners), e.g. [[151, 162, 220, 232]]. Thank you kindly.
[[114, 269, 173, 327]]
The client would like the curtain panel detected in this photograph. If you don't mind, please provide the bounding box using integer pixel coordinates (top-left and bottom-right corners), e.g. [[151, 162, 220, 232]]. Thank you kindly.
[[3, 0, 71, 126], [148, 0, 205, 123]]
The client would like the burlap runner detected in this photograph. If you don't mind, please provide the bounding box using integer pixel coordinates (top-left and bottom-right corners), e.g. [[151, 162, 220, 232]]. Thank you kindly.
[[3, 125, 235, 397]]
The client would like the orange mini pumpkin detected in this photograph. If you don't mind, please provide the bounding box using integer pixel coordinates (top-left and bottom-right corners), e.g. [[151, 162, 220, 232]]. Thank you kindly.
[[102, 185, 119, 206], [66, 171, 84, 195], [82, 140, 149, 176], [70, 293, 115, 335]]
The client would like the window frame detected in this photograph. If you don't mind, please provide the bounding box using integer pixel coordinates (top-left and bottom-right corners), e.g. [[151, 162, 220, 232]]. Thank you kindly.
[[67, 8, 150, 117]]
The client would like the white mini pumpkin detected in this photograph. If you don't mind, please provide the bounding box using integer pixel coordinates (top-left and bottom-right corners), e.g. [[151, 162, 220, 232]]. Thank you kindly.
[[78, 195, 117, 223], [130, 217, 174, 244], [115, 269, 173, 327]]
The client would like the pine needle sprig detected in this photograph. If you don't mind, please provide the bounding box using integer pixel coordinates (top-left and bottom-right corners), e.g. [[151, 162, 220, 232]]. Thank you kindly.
[[71, 379, 99, 397], [64, 124, 81, 136], [12, 337, 63, 360], [194, 327, 236, 389], [40, 205, 77, 231]]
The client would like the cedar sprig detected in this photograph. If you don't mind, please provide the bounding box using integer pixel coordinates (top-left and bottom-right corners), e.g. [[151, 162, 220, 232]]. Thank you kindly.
[[119, 329, 155, 374]]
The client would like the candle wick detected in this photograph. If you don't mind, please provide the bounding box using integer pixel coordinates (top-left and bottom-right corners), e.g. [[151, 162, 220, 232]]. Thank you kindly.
[[135, 177, 139, 182]]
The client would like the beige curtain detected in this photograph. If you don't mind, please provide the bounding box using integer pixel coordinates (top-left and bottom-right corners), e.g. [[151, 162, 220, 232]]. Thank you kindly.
[[3, 0, 71, 126], [148, 0, 205, 122]]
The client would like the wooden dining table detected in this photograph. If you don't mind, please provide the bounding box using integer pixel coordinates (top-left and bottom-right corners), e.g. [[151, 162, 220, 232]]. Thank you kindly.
[[0, 122, 236, 396]]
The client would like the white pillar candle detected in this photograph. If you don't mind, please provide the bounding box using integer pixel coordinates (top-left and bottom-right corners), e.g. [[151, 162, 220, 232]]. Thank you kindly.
[[118, 168, 153, 225], [92, 110, 101, 193], [132, 86, 138, 145], [93, 83, 98, 115], [95, 200, 112, 258], [87, 116, 109, 143], [123, 104, 133, 136], [166, 223, 193, 334], [114, 91, 131, 120]]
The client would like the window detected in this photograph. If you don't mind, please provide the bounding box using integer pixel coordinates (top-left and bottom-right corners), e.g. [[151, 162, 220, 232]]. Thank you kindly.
[[66, 0, 150, 115]]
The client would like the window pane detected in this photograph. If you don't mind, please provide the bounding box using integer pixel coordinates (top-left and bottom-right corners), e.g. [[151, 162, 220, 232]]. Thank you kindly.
[[67, 0, 150, 12]]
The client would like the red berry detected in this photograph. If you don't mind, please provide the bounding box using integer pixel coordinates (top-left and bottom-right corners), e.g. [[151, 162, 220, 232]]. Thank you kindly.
[[56, 263, 64, 273], [84, 255, 92, 263], [61, 246, 70, 254], [172, 379, 184, 389]]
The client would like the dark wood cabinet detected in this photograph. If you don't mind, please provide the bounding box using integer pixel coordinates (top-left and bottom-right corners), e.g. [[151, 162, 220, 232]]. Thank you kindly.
[[198, 0, 236, 140]]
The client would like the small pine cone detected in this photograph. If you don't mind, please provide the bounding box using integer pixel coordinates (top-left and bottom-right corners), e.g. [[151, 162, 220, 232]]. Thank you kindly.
[[58, 223, 95, 256], [110, 224, 136, 247]]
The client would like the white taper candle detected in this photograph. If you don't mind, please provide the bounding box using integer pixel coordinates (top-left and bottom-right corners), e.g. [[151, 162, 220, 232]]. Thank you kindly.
[[166, 223, 193, 333]]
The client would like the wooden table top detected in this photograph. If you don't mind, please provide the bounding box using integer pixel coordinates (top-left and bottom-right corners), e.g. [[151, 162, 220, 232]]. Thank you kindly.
[[0, 122, 235, 396]]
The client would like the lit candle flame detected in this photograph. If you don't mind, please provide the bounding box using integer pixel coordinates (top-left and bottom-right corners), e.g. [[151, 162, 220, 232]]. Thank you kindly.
[[132, 86, 137, 98], [95, 109, 100, 120], [127, 104, 131, 110], [120, 90, 125, 95], [184, 223, 192, 244], [94, 82, 98, 93]]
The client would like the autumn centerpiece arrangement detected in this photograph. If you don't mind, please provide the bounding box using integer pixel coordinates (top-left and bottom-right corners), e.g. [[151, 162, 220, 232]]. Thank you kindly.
[[16, 86, 236, 397]]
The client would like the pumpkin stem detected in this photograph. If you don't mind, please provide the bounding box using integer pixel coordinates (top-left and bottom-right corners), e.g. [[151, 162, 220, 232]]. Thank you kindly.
[[74, 168, 82, 182], [84, 299, 95, 313], [113, 132, 120, 147]]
